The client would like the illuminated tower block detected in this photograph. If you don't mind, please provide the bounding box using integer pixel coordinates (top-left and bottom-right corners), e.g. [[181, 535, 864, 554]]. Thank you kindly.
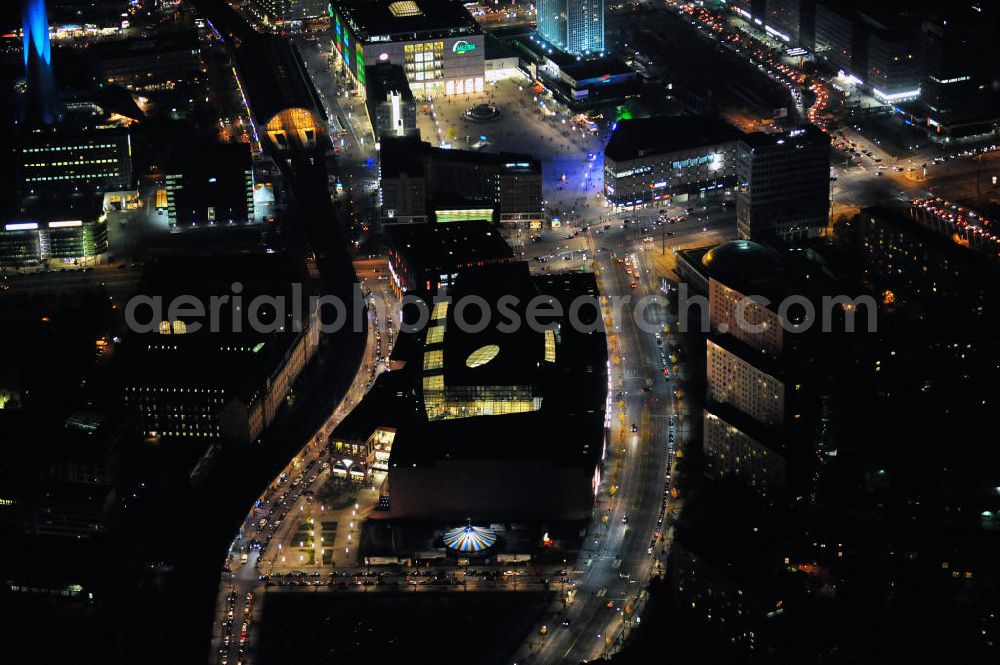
[[537, 0, 604, 56]]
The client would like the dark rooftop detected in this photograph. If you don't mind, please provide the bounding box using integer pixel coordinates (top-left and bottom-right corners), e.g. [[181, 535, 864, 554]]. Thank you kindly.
[[165, 140, 251, 173], [484, 33, 519, 60], [365, 63, 415, 103], [123, 253, 313, 399], [92, 28, 200, 59], [385, 221, 514, 283], [233, 35, 326, 126], [332, 0, 480, 42], [6, 193, 104, 222], [604, 115, 743, 162], [379, 135, 425, 177], [681, 237, 832, 303], [92, 85, 144, 122], [389, 407, 605, 467], [331, 365, 422, 443], [440, 263, 543, 389], [739, 124, 829, 150], [701, 239, 784, 283], [557, 57, 635, 84], [379, 136, 541, 179]]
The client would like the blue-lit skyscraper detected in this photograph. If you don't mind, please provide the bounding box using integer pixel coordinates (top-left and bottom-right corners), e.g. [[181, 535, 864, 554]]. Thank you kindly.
[[21, 0, 60, 125], [537, 0, 604, 56]]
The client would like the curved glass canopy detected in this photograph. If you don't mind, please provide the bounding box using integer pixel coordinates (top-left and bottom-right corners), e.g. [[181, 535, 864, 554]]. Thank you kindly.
[[465, 344, 500, 368]]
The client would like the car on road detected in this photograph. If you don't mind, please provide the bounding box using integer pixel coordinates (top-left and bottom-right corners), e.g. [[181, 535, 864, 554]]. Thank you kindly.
[[630, 423, 638, 432]]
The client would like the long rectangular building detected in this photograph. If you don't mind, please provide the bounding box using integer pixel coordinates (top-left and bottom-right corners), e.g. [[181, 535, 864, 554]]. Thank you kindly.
[[92, 29, 202, 91], [17, 127, 133, 199], [0, 208, 108, 269], [603, 115, 742, 211]]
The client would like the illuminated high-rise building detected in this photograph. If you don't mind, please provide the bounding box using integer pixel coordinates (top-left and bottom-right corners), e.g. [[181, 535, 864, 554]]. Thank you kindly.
[[249, 0, 329, 25], [537, 0, 604, 55], [21, 0, 60, 126], [736, 125, 831, 241]]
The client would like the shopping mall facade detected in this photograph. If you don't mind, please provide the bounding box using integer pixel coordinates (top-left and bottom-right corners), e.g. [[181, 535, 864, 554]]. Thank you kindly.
[[330, 0, 486, 98]]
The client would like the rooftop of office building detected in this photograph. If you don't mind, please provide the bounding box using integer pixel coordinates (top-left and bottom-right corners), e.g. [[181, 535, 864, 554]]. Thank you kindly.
[[122, 253, 314, 398], [604, 115, 743, 162], [739, 124, 829, 151], [331, 0, 481, 42], [379, 135, 541, 178], [365, 62, 415, 102], [385, 220, 514, 280]]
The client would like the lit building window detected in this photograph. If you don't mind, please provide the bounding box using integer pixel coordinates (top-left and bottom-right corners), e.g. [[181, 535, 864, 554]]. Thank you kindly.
[[544, 329, 556, 362], [426, 325, 445, 345], [423, 350, 443, 370]]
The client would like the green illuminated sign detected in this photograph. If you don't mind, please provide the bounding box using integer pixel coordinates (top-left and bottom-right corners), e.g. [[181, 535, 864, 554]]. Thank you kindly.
[[452, 40, 477, 54]]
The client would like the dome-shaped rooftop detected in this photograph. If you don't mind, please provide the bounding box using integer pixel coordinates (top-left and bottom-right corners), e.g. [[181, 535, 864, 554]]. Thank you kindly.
[[701, 240, 782, 281]]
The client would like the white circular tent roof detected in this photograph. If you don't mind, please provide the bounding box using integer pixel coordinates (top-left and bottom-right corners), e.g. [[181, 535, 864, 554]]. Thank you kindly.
[[442, 525, 498, 553]]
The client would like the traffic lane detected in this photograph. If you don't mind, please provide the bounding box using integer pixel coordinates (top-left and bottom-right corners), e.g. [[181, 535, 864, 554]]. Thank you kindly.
[[530, 254, 637, 659], [529, 244, 674, 661], [295, 37, 373, 170], [559, 249, 667, 660], [3, 268, 141, 296], [611, 258, 672, 550], [562, 258, 673, 662], [589, 251, 673, 593]]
